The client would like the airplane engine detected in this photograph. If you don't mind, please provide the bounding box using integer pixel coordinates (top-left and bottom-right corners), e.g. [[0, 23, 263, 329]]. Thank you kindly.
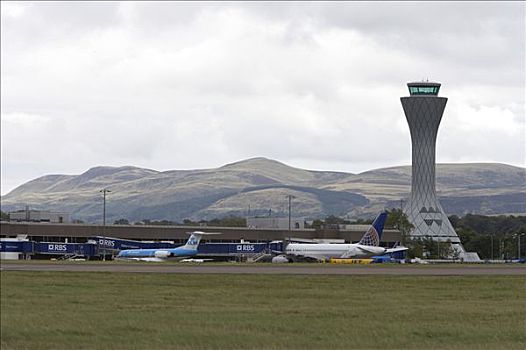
[[154, 250, 171, 258], [271, 255, 290, 263]]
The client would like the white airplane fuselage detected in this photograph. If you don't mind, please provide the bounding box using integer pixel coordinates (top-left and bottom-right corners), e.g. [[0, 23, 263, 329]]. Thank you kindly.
[[285, 243, 387, 261], [278, 212, 407, 262]]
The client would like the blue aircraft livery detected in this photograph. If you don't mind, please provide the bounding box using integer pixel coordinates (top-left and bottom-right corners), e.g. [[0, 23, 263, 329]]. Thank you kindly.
[[357, 211, 388, 246], [116, 231, 219, 262]]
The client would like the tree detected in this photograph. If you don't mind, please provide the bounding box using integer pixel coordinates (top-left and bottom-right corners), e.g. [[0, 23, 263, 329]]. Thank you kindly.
[[404, 236, 455, 259], [448, 214, 460, 228], [352, 218, 373, 225], [406, 238, 424, 259], [208, 216, 246, 227], [151, 220, 177, 226], [457, 227, 476, 247], [451, 215, 526, 259], [183, 219, 198, 226], [114, 218, 129, 225], [386, 208, 414, 246], [420, 236, 437, 258], [439, 239, 455, 259], [324, 215, 349, 225], [309, 219, 324, 230], [1, 210, 10, 221]]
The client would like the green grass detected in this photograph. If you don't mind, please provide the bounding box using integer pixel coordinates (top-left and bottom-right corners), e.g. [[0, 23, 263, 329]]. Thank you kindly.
[[2, 259, 524, 268], [1, 272, 525, 350]]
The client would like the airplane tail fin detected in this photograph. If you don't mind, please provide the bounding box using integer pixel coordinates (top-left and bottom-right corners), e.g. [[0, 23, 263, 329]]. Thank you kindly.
[[181, 231, 220, 250], [357, 211, 388, 247]]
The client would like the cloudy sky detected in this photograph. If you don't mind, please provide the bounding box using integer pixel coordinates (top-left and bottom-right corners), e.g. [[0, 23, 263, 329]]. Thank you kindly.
[[1, 1, 524, 194]]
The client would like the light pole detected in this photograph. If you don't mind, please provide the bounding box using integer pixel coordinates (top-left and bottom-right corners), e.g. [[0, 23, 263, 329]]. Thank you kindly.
[[490, 234, 494, 260], [513, 233, 525, 260], [399, 199, 404, 240], [100, 189, 111, 226], [286, 195, 295, 231], [99, 188, 111, 261]]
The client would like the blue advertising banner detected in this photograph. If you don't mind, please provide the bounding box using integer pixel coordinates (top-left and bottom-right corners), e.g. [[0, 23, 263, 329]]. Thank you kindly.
[[91, 236, 177, 251], [233, 243, 267, 254], [35, 242, 77, 254], [198, 243, 268, 255], [76, 244, 97, 257], [35, 242, 98, 256], [0, 241, 34, 253]]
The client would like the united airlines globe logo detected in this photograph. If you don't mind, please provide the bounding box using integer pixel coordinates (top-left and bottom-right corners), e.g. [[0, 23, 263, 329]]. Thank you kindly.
[[359, 227, 380, 246]]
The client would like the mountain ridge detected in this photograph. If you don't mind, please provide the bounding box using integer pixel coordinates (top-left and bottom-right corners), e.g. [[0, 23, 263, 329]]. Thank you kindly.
[[2, 158, 525, 222]]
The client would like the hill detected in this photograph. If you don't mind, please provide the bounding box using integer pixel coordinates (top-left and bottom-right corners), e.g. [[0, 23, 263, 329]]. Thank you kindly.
[[1, 158, 524, 222]]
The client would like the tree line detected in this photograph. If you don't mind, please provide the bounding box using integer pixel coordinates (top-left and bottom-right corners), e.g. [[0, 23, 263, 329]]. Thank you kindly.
[[385, 210, 526, 259], [451, 214, 526, 260], [113, 216, 246, 227]]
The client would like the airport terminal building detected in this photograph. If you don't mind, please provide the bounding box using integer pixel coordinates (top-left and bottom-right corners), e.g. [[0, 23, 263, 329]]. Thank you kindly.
[[0, 221, 401, 260]]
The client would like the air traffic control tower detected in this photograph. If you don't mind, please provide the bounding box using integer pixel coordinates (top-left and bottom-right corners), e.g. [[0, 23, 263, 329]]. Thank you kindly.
[[401, 82, 462, 248]]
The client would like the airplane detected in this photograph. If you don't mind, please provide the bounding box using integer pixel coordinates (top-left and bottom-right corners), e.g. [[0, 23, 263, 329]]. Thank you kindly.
[[272, 211, 407, 262], [116, 231, 218, 262]]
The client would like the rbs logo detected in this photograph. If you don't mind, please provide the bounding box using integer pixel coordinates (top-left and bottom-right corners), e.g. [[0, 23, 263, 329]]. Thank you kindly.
[[236, 245, 255, 252], [48, 244, 67, 251], [99, 239, 115, 247]]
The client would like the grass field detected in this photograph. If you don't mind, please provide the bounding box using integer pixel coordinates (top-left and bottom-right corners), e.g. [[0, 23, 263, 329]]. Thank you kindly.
[[1, 272, 525, 350]]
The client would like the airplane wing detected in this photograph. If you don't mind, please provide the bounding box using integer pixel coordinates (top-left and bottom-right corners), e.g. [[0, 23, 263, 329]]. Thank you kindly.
[[340, 250, 354, 258], [282, 253, 324, 262], [180, 258, 214, 263], [129, 257, 166, 262], [385, 246, 409, 254], [340, 245, 383, 258]]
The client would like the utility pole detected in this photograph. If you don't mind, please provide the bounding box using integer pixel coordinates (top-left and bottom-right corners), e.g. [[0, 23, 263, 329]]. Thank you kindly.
[[286, 195, 295, 231], [514, 233, 525, 260], [491, 234, 494, 260], [99, 188, 111, 261], [517, 234, 521, 260], [100, 189, 111, 227], [399, 199, 404, 245]]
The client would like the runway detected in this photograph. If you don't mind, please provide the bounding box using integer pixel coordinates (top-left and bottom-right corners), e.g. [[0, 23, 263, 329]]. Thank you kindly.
[[1, 262, 525, 275]]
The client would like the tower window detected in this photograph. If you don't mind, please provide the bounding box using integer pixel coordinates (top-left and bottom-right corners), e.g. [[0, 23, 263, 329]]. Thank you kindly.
[[408, 86, 440, 95]]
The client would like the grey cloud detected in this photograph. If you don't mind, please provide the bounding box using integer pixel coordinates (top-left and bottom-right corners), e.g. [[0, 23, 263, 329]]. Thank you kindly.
[[240, 2, 525, 84], [1, 3, 120, 50], [1, 2, 524, 194]]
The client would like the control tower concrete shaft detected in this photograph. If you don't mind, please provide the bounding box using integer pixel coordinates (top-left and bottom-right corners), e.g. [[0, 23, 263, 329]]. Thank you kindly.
[[401, 82, 461, 244]]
